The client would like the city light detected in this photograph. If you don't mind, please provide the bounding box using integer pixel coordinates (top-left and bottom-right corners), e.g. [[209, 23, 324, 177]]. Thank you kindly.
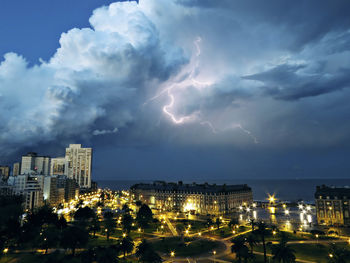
[[268, 194, 276, 203], [171, 251, 175, 257]]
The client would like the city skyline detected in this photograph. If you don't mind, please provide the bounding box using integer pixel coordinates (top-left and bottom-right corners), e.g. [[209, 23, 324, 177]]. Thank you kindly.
[[1, 0, 350, 180]]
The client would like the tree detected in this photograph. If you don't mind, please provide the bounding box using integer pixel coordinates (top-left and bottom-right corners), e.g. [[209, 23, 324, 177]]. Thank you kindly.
[[135, 200, 142, 207], [95, 246, 120, 263], [136, 239, 162, 263], [104, 211, 116, 241], [229, 218, 239, 229], [74, 206, 95, 222], [328, 243, 349, 263], [90, 215, 101, 238], [39, 224, 60, 254], [136, 204, 153, 228], [231, 236, 249, 263], [122, 213, 133, 234], [255, 221, 269, 263], [56, 215, 67, 231], [246, 233, 258, 254], [60, 226, 89, 255], [120, 236, 134, 257], [249, 218, 256, 231], [215, 218, 221, 229], [207, 218, 213, 229], [270, 237, 296, 263]]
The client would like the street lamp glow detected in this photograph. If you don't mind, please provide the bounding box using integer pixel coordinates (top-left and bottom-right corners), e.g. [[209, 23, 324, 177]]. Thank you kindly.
[[170, 251, 175, 257], [284, 209, 289, 215], [213, 250, 216, 255], [268, 194, 276, 203], [123, 233, 127, 238], [198, 232, 202, 236]]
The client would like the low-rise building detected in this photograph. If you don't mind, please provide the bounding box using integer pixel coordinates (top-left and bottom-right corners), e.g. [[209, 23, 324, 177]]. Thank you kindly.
[[131, 181, 253, 215], [315, 185, 350, 226], [0, 166, 10, 180]]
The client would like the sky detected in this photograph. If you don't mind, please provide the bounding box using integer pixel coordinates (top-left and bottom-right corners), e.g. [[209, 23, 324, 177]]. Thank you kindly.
[[1, 0, 350, 181]]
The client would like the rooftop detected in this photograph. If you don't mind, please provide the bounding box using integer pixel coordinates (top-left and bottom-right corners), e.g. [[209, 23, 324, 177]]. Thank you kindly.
[[130, 181, 251, 193]]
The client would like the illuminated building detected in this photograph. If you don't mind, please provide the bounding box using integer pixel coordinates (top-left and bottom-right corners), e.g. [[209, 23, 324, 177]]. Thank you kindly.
[[315, 185, 350, 226], [131, 181, 253, 215], [65, 144, 92, 189], [13, 162, 20, 176]]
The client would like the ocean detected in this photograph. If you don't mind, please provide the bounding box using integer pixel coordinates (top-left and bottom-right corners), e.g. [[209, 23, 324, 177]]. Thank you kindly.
[[97, 178, 350, 203]]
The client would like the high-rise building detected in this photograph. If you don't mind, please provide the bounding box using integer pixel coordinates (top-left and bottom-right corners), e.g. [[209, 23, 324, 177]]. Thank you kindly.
[[0, 166, 10, 180], [13, 162, 20, 176], [20, 152, 50, 175], [65, 144, 92, 188], [50, 157, 67, 176]]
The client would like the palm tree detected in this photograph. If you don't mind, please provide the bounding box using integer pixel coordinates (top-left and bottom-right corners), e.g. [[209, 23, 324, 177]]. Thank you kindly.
[[270, 240, 296, 263], [246, 233, 258, 254], [328, 243, 349, 263], [231, 236, 249, 263], [249, 218, 256, 231], [255, 221, 269, 263], [136, 239, 162, 263], [136, 204, 153, 229]]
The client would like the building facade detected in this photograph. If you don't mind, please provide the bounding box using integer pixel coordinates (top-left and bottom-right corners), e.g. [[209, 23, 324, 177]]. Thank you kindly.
[[8, 175, 44, 211], [21, 152, 50, 175], [65, 144, 92, 188], [50, 157, 68, 176], [13, 162, 20, 176], [315, 185, 350, 226], [131, 181, 253, 215], [0, 166, 10, 180]]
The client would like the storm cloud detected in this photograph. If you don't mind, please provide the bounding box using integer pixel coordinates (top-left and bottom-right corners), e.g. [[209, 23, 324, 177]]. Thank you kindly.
[[1, 0, 350, 178]]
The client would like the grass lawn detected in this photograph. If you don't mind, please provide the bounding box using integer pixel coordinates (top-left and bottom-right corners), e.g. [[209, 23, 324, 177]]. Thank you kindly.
[[152, 236, 221, 257]]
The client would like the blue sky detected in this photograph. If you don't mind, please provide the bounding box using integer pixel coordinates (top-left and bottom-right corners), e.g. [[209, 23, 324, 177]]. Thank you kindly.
[[1, 0, 350, 180]]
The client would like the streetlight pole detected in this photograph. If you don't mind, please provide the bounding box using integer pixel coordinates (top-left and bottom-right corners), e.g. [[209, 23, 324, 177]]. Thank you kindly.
[[213, 250, 216, 263]]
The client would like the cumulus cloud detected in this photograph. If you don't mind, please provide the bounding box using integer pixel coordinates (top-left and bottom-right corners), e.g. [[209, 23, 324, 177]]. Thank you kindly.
[[1, 0, 350, 162]]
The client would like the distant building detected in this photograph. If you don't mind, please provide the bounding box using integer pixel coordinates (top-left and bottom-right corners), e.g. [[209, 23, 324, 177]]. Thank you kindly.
[[13, 162, 20, 176], [131, 181, 253, 215], [315, 185, 350, 226], [65, 144, 92, 189], [21, 152, 50, 175], [43, 175, 78, 206], [0, 166, 10, 180], [8, 175, 44, 211], [50, 157, 67, 176]]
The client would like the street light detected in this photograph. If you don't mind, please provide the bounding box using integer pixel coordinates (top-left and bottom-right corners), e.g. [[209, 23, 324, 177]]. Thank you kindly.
[[213, 250, 216, 263]]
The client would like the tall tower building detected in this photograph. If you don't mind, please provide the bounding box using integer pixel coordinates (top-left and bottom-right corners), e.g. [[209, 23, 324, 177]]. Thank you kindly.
[[65, 144, 92, 188]]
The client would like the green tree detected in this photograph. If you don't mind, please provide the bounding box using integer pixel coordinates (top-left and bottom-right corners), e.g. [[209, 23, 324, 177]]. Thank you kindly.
[[215, 218, 221, 229], [231, 236, 249, 263], [255, 221, 269, 263], [95, 246, 120, 263], [122, 213, 133, 234], [90, 215, 101, 238], [104, 211, 116, 241], [246, 233, 258, 254], [60, 226, 89, 255], [207, 218, 213, 229], [120, 236, 134, 257], [39, 224, 60, 254], [229, 218, 239, 229], [249, 218, 256, 231], [270, 237, 296, 263], [136, 239, 162, 263], [136, 204, 153, 228], [74, 206, 95, 222]]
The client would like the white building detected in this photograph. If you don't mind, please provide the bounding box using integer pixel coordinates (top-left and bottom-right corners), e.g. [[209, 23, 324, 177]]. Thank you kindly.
[[21, 153, 50, 175], [50, 157, 67, 176], [65, 144, 92, 188], [8, 175, 44, 211]]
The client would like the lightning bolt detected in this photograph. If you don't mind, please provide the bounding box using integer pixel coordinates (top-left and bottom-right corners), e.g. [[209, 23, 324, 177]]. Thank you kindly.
[[144, 37, 259, 144]]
